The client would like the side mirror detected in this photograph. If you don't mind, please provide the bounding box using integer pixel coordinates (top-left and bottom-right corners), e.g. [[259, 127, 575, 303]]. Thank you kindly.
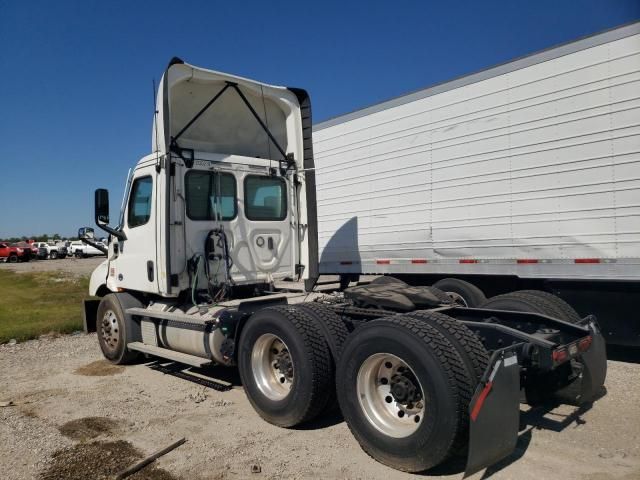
[[78, 227, 95, 240], [95, 189, 110, 225], [93, 188, 126, 241]]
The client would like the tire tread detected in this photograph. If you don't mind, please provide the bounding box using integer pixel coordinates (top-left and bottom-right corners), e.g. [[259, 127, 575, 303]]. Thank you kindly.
[[339, 315, 474, 471], [263, 305, 333, 424], [516, 290, 581, 323]]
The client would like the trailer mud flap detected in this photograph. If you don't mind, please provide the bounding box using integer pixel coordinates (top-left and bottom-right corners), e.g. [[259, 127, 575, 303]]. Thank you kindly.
[[465, 348, 520, 478], [579, 323, 607, 402]]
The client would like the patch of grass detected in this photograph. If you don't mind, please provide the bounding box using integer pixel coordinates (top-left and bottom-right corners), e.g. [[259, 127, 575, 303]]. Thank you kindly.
[[0, 270, 89, 343]]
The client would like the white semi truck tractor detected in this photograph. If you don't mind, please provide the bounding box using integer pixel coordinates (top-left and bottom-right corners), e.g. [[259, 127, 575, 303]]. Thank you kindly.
[[81, 58, 607, 476]]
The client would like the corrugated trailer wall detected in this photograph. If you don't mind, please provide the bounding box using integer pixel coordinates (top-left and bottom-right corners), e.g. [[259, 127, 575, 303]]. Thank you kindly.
[[313, 23, 640, 280]]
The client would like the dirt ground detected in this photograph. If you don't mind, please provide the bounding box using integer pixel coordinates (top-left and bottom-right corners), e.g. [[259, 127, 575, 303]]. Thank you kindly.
[[1, 334, 639, 480], [0, 257, 104, 277]]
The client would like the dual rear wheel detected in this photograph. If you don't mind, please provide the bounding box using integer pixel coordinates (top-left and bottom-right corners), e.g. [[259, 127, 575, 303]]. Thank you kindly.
[[238, 305, 488, 473]]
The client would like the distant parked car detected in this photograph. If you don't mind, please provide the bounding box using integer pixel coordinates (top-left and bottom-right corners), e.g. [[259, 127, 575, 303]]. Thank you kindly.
[[70, 240, 106, 258], [0, 243, 29, 263], [14, 241, 38, 260], [33, 242, 66, 259]]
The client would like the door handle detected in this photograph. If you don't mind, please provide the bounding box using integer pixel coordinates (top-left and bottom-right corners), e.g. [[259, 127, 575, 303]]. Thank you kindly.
[[267, 237, 274, 250]]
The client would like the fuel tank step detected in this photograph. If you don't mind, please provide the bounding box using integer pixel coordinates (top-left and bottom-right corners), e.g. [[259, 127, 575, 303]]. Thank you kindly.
[[127, 342, 213, 367], [126, 307, 215, 326]]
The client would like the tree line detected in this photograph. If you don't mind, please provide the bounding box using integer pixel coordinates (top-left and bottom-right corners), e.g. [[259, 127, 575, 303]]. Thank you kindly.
[[0, 234, 78, 243]]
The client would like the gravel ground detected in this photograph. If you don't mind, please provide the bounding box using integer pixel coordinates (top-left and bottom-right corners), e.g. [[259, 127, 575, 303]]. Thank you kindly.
[[1, 334, 639, 480], [0, 257, 104, 277]]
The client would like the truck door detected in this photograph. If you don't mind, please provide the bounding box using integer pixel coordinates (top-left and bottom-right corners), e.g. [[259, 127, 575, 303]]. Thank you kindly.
[[237, 173, 294, 280], [113, 167, 158, 292]]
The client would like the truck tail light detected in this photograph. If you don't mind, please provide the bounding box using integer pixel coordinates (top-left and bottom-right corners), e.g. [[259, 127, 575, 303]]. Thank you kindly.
[[552, 348, 568, 363], [578, 336, 593, 352]]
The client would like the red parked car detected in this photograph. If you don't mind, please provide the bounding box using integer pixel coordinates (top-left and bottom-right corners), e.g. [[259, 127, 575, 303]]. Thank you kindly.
[[14, 241, 39, 260], [0, 242, 30, 263]]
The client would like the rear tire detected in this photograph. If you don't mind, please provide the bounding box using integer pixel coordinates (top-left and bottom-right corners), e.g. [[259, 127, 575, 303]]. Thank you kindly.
[[238, 306, 333, 427], [295, 303, 349, 412], [433, 278, 486, 307], [405, 311, 488, 453], [481, 291, 559, 317], [406, 311, 489, 381], [336, 315, 472, 472], [516, 290, 581, 323], [8, 254, 18, 263], [481, 291, 583, 405]]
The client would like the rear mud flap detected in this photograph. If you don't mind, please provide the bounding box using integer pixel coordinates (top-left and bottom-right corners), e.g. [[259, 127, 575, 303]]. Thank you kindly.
[[579, 322, 607, 402], [465, 347, 520, 478]]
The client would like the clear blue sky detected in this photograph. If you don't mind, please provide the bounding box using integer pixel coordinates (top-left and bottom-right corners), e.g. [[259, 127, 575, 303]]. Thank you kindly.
[[1, 0, 638, 238]]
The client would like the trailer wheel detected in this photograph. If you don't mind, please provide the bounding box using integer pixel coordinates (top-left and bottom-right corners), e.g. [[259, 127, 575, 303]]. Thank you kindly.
[[433, 278, 486, 307], [238, 306, 333, 427], [425, 286, 454, 304], [336, 315, 472, 472], [96, 293, 142, 365], [516, 290, 581, 323]]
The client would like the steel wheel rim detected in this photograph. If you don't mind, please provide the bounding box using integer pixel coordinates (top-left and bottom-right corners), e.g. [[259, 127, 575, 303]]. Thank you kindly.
[[100, 310, 120, 352], [357, 353, 425, 438], [446, 291, 468, 307], [251, 333, 294, 401]]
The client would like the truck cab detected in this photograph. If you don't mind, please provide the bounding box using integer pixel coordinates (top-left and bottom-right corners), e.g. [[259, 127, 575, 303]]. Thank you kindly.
[[88, 58, 317, 300]]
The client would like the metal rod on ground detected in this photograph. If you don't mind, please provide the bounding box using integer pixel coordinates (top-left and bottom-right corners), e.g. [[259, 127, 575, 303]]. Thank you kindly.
[[114, 437, 186, 480]]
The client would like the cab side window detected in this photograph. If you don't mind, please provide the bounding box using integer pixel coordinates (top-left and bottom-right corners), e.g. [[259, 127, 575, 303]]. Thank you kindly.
[[128, 176, 153, 228]]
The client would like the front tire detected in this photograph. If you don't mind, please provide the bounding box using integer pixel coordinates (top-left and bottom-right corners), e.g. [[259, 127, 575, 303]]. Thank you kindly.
[[238, 306, 333, 427], [96, 293, 142, 365], [49, 251, 58, 259], [8, 254, 18, 263]]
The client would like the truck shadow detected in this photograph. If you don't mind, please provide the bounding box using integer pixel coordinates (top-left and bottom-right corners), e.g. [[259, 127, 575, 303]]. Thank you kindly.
[[428, 391, 605, 478], [145, 360, 241, 391], [144, 359, 346, 428], [319, 216, 361, 272], [476, 390, 606, 479]]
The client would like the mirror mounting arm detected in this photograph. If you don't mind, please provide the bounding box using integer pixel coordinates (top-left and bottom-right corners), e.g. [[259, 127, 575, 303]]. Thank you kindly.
[[98, 223, 127, 241]]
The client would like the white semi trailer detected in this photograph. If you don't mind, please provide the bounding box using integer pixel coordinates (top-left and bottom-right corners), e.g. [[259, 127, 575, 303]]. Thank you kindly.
[[82, 57, 606, 476], [313, 21, 640, 347]]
